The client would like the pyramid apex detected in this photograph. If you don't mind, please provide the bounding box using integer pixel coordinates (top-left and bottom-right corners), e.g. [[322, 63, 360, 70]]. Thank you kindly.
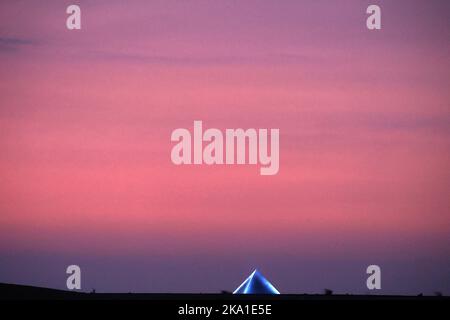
[[233, 269, 280, 294]]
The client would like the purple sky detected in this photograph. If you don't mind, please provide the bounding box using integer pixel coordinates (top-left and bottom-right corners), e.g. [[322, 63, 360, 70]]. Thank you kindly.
[[0, 1, 449, 294]]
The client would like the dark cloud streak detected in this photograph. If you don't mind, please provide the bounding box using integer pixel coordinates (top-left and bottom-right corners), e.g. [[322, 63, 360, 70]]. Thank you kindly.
[[0, 37, 36, 52]]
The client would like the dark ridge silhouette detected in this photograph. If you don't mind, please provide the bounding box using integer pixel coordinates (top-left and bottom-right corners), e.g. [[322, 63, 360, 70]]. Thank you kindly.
[[1, 283, 448, 301], [324, 289, 333, 295]]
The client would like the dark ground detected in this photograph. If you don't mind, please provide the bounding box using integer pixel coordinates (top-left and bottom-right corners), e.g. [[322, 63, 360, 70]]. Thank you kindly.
[[1, 282, 448, 319], [1, 282, 447, 300]]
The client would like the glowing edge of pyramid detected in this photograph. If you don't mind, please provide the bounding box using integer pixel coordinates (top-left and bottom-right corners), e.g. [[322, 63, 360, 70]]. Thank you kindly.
[[233, 269, 280, 294]]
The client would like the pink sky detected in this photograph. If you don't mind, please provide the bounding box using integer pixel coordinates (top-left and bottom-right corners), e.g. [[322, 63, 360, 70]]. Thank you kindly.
[[0, 1, 449, 293]]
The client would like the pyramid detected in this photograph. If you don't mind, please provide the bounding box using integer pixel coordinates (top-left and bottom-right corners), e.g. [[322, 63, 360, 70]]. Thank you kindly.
[[233, 269, 280, 294]]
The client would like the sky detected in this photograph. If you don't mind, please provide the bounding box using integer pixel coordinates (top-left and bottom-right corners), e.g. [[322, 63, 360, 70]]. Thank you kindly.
[[0, 0, 449, 294]]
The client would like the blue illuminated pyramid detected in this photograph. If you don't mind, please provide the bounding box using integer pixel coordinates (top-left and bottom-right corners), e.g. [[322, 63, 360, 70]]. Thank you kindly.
[[233, 269, 280, 294]]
